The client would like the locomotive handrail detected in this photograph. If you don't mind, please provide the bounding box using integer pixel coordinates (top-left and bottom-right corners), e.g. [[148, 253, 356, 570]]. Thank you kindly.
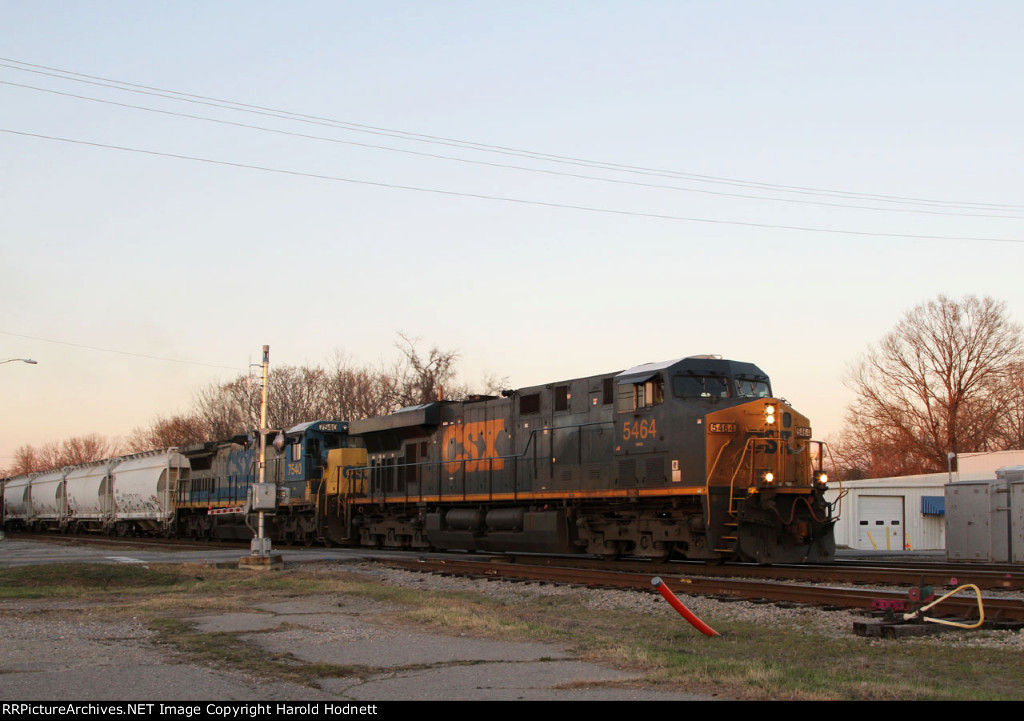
[[723, 435, 807, 516], [818, 440, 845, 520], [353, 419, 617, 504], [706, 439, 734, 491]]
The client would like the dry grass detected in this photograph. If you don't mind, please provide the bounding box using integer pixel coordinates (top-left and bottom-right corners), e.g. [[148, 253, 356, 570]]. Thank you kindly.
[[3, 562, 1022, 700]]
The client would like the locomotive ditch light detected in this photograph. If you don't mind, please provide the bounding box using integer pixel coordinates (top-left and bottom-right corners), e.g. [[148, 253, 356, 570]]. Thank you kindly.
[[760, 470, 775, 485], [813, 471, 829, 488]]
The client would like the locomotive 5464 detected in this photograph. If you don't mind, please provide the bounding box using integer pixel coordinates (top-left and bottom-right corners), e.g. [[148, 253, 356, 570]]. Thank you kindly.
[[324, 355, 836, 563]]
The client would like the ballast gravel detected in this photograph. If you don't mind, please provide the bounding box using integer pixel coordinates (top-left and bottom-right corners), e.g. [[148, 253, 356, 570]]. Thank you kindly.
[[357, 563, 1024, 651]]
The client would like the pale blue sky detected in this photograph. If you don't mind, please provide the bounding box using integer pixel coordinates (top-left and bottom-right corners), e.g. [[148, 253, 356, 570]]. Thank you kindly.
[[3, 1, 1024, 464]]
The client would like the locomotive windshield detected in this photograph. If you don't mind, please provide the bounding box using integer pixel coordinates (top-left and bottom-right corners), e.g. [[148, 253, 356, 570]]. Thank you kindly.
[[735, 376, 771, 398], [672, 374, 730, 399]]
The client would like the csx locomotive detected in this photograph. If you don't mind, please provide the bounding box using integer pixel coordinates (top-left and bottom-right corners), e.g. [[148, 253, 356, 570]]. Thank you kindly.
[[2, 356, 837, 563]]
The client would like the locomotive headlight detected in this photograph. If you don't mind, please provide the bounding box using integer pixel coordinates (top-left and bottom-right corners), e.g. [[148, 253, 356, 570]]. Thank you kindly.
[[764, 404, 776, 424]]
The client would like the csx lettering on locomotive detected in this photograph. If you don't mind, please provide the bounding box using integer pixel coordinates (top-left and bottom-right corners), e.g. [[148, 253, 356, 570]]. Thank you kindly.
[[442, 419, 506, 473]]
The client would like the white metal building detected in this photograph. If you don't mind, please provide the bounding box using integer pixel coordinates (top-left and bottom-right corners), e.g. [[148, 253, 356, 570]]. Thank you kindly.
[[825, 449, 1024, 551], [826, 474, 948, 551]]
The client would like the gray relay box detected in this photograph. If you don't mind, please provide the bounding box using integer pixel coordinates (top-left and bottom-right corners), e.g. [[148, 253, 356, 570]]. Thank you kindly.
[[251, 483, 277, 511]]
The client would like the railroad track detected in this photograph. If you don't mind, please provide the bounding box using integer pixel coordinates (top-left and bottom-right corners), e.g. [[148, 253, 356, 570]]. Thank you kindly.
[[382, 557, 1024, 624], [10, 530, 1024, 596], [498, 554, 1024, 591], [8, 531, 250, 552]]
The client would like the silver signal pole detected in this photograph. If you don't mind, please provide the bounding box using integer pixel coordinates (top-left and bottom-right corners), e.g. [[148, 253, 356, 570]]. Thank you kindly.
[[242, 345, 281, 569], [254, 344, 271, 556]]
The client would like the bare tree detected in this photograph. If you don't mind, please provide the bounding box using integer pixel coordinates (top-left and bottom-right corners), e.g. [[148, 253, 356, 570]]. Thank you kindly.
[[192, 381, 251, 440], [324, 353, 400, 420], [393, 333, 466, 407], [125, 413, 211, 452], [6, 434, 121, 474], [3, 444, 41, 476], [840, 295, 1024, 476], [991, 359, 1024, 449]]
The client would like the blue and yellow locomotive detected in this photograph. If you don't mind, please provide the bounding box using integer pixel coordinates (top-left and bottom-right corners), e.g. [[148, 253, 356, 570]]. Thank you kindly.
[[176, 420, 357, 544]]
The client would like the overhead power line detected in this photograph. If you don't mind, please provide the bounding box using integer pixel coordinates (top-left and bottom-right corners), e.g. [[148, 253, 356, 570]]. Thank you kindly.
[[4, 78, 1022, 222], [2, 56, 1022, 212], [3, 127, 1022, 245], [0, 330, 244, 371]]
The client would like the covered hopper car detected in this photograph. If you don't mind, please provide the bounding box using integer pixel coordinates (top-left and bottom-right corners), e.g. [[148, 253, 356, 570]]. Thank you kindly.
[[1, 449, 189, 536]]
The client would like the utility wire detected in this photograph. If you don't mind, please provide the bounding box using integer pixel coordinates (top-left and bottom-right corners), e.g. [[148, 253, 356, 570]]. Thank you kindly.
[[0, 330, 244, 371], [2, 56, 1021, 212], [4, 127, 1022, 245], [5, 78, 1022, 222]]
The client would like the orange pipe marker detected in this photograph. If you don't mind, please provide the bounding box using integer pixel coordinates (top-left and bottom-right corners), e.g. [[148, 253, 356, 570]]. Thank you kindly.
[[651, 576, 720, 637]]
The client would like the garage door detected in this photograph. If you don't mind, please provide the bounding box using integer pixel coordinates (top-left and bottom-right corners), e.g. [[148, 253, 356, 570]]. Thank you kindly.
[[856, 495, 905, 550]]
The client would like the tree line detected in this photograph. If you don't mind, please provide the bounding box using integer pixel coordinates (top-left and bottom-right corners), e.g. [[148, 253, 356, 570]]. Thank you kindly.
[[3, 335, 503, 476]]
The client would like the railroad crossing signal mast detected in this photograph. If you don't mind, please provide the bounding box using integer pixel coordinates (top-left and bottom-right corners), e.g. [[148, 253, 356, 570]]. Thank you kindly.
[[250, 344, 274, 558]]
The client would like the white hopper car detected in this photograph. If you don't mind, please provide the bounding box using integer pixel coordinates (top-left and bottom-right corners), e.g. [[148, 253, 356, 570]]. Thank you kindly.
[[1, 450, 190, 536]]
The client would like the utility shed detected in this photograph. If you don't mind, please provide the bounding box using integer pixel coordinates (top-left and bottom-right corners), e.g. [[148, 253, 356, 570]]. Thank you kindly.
[[824, 474, 948, 551]]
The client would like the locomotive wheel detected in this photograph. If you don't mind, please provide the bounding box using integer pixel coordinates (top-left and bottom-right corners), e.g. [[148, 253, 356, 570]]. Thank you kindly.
[[653, 543, 674, 563], [600, 542, 623, 561]]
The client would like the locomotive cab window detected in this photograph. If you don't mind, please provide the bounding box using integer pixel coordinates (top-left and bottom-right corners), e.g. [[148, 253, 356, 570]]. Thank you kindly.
[[735, 376, 772, 398], [617, 375, 664, 412], [672, 374, 729, 399]]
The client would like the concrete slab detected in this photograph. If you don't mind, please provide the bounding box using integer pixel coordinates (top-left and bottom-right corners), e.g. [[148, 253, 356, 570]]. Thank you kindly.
[[327, 661, 706, 701], [244, 620, 573, 667]]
